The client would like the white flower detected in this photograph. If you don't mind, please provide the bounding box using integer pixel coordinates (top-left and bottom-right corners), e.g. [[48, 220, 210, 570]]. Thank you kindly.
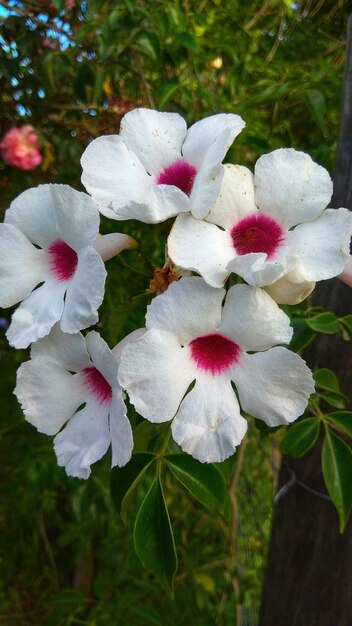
[[14, 325, 142, 479], [0, 184, 108, 348], [81, 107, 245, 224], [168, 149, 352, 303], [118, 277, 315, 463]]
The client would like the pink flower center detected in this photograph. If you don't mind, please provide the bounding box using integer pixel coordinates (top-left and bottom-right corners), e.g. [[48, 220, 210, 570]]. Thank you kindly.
[[47, 239, 78, 281], [156, 159, 197, 196], [230, 214, 284, 259], [82, 367, 112, 405], [189, 333, 241, 375]]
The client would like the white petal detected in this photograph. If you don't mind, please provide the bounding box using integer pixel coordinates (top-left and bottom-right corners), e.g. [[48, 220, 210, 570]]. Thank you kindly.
[[219, 284, 293, 351], [120, 108, 187, 174], [85, 331, 117, 388], [118, 328, 195, 423], [51, 185, 100, 250], [206, 164, 257, 229], [227, 251, 289, 287], [190, 133, 251, 219], [182, 113, 245, 171], [6, 184, 99, 251], [6, 279, 67, 348], [94, 233, 137, 262], [81, 135, 151, 213], [95, 203, 126, 221], [189, 159, 224, 219], [264, 273, 315, 304], [255, 149, 333, 229], [15, 357, 85, 435], [60, 247, 106, 334], [5, 185, 58, 247], [30, 324, 91, 371], [289, 208, 352, 281], [172, 375, 247, 463], [111, 328, 147, 361], [232, 348, 315, 426], [54, 402, 111, 479], [117, 183, 190, 223], [109, 390, 133, 467], [146, 276, 225, 345], [168, 214, 233, 288], [0, 223, 47, 307]]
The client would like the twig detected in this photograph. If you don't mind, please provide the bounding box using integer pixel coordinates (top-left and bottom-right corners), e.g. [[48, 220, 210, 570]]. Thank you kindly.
[[175, 557, 229, 583], [134, 55, 155, 109], [227, 438, 247, 556], [245, 1, 272, 31], [37, 511, 60, 592], [0, 0, 72, 39]]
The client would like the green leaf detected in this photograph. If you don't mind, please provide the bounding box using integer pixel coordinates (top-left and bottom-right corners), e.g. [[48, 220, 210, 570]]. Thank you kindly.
[[52, 0, 65, 11], [289, 323, 316, 353], [74, 23, 95, 45], [134, 475, 177, 595], [339, 314, 352, 334], [314, 368, 339, 392], [322, 429, 352, 532], [132, 421, 162, 453], [327, 412, 352, 439], [306, 312, 340, 334], [42, 52, 56, 88], [165, 454, 226, 512], [319, 390, 348, 410], [107, 301, 136, 346], [157, 80, 181, 108], [280, 417, 320, 457], [304, 88, 326, 127], [136, 32, 161, 63], [74, 61, 95, 104], [111, 452, 156, 521], [175, 32, 200, 52]]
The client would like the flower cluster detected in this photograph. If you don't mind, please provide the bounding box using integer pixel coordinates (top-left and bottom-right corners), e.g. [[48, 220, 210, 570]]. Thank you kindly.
[[1, 108, 351, 477], [0, 125, 42, 170]]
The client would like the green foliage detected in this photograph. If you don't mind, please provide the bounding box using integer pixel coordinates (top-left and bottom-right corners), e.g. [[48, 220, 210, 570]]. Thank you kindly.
[[306, 311, 341, 334], [165, 454, 227, 512], [134, 472, 178, 596], [280, 417, 320, 457], [326, 411, 352, 439], [111, 451, 157, 522], [322, 429, 352, 533]]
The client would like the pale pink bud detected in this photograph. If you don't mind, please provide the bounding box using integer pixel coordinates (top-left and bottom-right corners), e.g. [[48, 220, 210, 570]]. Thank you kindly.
[[338, 256, 352, 288], [94, 233, 138, 262]]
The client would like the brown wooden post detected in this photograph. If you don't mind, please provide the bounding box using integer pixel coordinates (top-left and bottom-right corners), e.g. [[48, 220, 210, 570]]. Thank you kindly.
[[259, 15, 352, 626]]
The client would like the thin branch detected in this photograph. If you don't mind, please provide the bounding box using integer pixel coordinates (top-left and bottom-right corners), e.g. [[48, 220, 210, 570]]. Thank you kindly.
[[133, 55, 155, 109], [245, 1, 272, 31], [175, 558, 230, 583], [227, 437, 247, 556], [0, 0, 72, 39], [266, 17, 286, 63], [37, 511, 60, 592]]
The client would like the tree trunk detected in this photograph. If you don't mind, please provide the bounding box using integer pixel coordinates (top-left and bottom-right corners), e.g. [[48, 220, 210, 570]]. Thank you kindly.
[[259, 15, 352, 626]]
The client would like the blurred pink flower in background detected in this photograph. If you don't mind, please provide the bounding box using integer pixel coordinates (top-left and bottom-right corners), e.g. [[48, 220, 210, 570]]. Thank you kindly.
[[0, 125, 42, 170], [41, 37, 56, 49]]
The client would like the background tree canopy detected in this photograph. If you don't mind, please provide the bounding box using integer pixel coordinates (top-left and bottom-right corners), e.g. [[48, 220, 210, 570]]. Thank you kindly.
[[0, 1, 350, 625]]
